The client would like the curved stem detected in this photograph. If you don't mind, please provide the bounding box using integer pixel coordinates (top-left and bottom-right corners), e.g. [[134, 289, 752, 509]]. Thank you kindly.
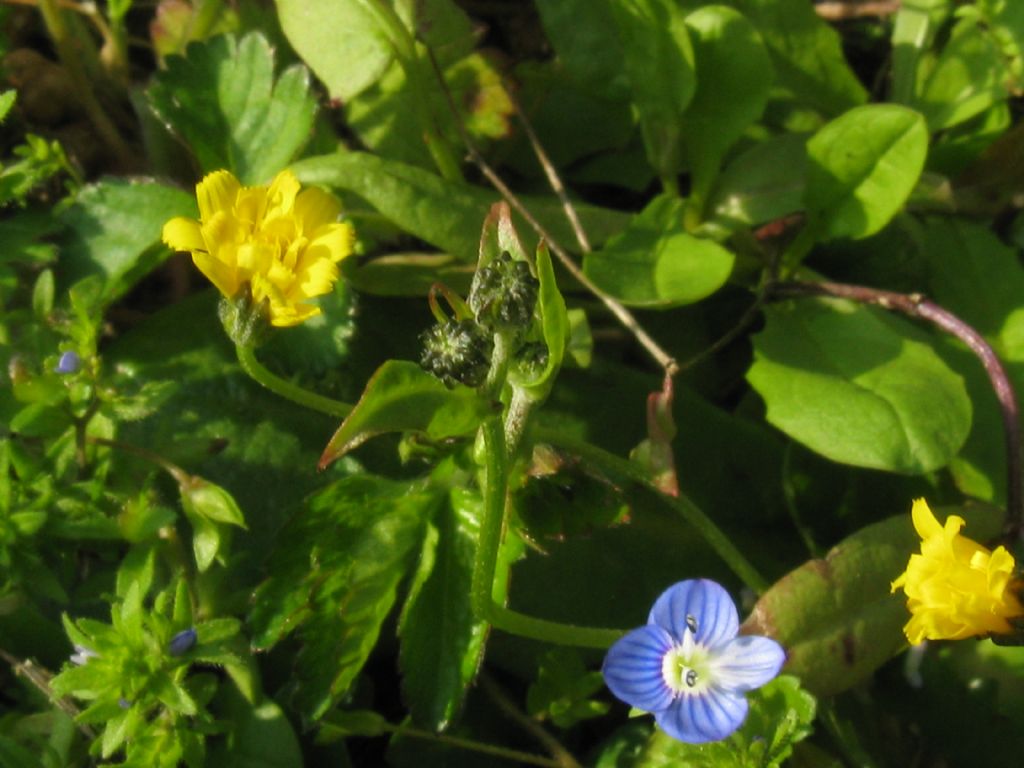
[[235, 345, 352, 419], [770, 280, 1023, 540], [488, 606, 623, 649], [535, 427, 770, 594], [384, 721, 564, 767]]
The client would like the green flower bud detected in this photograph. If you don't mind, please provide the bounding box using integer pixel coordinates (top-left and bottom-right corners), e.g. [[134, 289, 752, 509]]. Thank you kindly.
[[218, 290, 270, 349], [419, 319, 493, 389], [468, 252, 539, 334]]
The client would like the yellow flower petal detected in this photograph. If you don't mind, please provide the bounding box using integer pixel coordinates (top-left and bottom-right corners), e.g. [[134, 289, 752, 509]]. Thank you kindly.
[[893, 499, 1023, 643], [162, 217, 204, 252], [196, 170, 240, 221], [164, 168, 353, 325]]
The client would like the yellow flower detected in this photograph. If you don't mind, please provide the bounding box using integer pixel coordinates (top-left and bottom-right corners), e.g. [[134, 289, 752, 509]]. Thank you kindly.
[[891, 498, 1023, 644], [162, 170, 354, 327]]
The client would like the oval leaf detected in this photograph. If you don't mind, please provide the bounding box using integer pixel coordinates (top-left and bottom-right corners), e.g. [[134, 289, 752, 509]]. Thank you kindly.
[[742, 503, 1003, 696], [747, 297, 971, 473], [804, 104, 928, 240], [319, 360, 493, 468], [584, 196, 735, 307]]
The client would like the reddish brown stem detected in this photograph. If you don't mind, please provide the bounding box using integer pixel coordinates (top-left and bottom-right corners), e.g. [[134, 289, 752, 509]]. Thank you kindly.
[[770, 280, 1022, 539]]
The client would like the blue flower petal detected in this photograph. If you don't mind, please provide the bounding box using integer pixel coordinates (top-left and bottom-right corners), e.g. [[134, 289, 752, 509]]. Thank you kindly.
[[647, 579, 738, 648], [711, 634, 786, 692], [603, 624, 675, 713], [656, 689, 748, 743]]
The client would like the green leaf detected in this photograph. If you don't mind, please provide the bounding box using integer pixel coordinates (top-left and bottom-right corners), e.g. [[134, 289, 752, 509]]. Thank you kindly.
[[747, 297, 971, 473], [534, 0, 631, 100], [319, 360, 492, 467], [31, 268, 53, 317], [248, 475, 432, 719], [0, 90, 16, 123], [742, 503, 1003, 696], [680, 5, 773, 207], [729, 0, 867, 118], [318, 710, 391, 740], [275, 0, 392, 102], [584, 196, 734, 307], [635, 676, 815, 767], [804, 104, 928, 241], [190, 515, 221, 572], [147, 32, 317, 184], [519, 241, 568, 401], [709, 132, 807, 229], [398, 487, 487, 731], [208, 689, 304, 768], [912, 17, 1007, 132], [915, 218, 1024, 502], [526, 648, 609, 728], [57, 180, 194, 303], [889, 0, 950, 105], [292, 151, 631, 262], [608, 0, 695, 177]]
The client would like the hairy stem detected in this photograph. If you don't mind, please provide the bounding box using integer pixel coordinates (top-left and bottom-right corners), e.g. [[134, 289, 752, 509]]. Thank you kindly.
[[771, 279, 1023, 539], [235, 345, 352, 419], [481, 675, 583, 768]]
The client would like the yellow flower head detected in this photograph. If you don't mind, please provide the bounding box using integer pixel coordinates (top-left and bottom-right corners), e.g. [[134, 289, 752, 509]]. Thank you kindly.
[[891, 498, 1023, 644], [162, 170, 354, 327]]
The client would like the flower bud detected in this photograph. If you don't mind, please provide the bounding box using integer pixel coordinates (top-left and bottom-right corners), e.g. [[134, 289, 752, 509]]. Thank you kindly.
[[168, 627, 198, 657], [468, 252, 538, 334], [420, 319, 493, 389], [55, 350, 81, 375]]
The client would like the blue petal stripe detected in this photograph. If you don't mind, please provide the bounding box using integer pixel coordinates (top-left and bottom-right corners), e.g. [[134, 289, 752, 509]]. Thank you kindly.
[[648, 580, 738, 647], [603, 625, 675, 712], [655, 689, 748, 743], [712, 635, 786, 692]]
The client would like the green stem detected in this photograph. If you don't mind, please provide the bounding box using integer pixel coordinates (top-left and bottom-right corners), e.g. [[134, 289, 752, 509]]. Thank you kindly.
[[472, 416, 507, 619], [488, 606, 623, 649], [235, 345, 352, 419], [357, 0, 463, 182], [472, 417, 629, 648], [536, 428, 770, 594], [37, 0, 134, 168], [384, 722, 563, 768]]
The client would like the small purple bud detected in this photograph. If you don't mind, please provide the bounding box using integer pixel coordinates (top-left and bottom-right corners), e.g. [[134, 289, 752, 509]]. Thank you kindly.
[[55, 351, 81, 375], [118, 698, 131, 709], [168, 628, 197, 657]]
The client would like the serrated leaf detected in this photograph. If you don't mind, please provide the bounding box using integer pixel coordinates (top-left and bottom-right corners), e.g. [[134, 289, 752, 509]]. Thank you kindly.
[[584, 195, 734, 307], [804, 105, 928, 241], [634, 675, 815, 767], [292, 152, 631, 263], [747, 297, 971, 473], [399, 487, 487, 731], [319, 360, 492, 467], [147, 32, 317, 184], [742, 504, 1003, 696], [57, 179, 194, 302], [248, 475, 433, 719]]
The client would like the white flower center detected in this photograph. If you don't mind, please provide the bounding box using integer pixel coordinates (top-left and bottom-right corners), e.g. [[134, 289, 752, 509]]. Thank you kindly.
[[661, 616, 714, 697]]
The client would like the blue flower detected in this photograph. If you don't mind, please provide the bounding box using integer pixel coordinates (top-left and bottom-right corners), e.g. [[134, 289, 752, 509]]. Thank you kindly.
[[55, 350, 81, 375], [602, 579, 785, 744]]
